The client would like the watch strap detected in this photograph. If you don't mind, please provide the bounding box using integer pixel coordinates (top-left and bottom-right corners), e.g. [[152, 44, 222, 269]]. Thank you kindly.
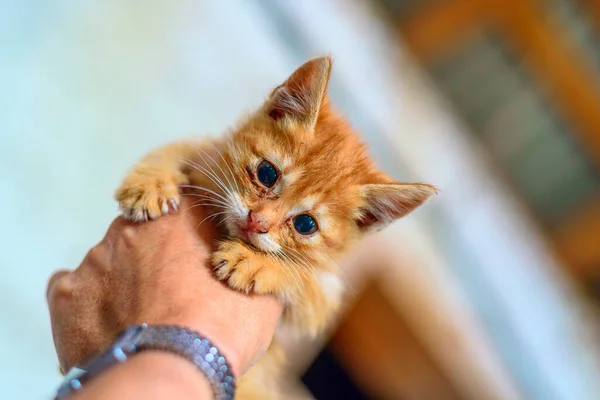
[[55, 324, 236, 400], [134, 325, 236, 400]]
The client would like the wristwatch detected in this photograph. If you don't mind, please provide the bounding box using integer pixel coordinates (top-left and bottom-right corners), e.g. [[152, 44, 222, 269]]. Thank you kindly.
[[54, 324, 236, 400]]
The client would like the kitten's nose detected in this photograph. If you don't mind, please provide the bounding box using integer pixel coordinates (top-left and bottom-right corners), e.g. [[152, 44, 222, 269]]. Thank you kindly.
[[246, 211, 269, 233]]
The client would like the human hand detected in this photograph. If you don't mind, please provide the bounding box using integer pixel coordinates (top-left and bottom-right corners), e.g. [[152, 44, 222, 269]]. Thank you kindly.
[[47, 197, 283, 378]]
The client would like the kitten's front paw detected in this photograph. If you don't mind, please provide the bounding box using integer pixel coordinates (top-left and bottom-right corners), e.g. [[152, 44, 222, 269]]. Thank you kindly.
[[115, 170, 187, 221], [213, 241, 279, 294]]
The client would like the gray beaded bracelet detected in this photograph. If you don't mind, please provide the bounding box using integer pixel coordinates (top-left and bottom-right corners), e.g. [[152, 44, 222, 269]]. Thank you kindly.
[[135, 325, 236, 399], [55, 324, 236, 400]]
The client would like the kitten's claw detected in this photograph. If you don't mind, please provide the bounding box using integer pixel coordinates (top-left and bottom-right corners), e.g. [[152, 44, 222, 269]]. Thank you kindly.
[[212, 241, 278, 294], [168, 198, 179, 213], [115, 172, 185, 222], [125, 207, 149, 222]]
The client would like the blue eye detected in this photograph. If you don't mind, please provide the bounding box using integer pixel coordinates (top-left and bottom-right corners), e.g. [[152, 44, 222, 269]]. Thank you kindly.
[[293, 214, 318, 235], [257, 160, 279, 188]]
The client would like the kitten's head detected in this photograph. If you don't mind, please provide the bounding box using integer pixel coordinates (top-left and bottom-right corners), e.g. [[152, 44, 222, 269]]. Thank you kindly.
[[217, 56, 435, 264]]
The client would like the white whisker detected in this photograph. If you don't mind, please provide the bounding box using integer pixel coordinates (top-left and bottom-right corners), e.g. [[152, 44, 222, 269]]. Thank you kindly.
[[182, 158, 232, 201], [278, 245, 317, 289], [196, 211, 230, 229], [186, 202, 229, 211], [205, 145, 240, 196], [211, 143, 240, 194], [181, 192, 230, 207], [281, 245, 318, 279], [181, 185, 230, 204], [216, 216, 233, 229], [274, 250, 304, 292], [194, 149, 235, 201]]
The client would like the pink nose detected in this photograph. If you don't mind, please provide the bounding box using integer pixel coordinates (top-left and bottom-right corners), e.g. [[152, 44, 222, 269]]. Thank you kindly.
[[246, 211, 269, 233]]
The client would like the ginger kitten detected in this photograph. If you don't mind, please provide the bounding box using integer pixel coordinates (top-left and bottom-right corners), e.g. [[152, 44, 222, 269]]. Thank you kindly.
[[115, 56, 435, 399]]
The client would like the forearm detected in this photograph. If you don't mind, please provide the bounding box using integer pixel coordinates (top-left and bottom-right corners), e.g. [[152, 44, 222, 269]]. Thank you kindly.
[[71, 352, 214, 400]]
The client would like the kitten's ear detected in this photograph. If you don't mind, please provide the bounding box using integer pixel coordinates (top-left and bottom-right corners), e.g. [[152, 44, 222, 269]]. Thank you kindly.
[[356, 182, 436, 233], [266, 56, 332, 130]]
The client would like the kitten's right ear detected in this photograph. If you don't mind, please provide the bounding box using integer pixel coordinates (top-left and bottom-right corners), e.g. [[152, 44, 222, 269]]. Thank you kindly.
[[355, 182, 436, 234], [265, 56, 332, 130]]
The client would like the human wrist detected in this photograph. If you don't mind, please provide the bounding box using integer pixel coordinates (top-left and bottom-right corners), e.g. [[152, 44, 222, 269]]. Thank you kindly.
[[71, 352, 214, 400]]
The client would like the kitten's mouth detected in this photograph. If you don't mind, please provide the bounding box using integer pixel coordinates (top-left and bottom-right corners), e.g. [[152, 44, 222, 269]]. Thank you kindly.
[[234, 223, 264, 243], [228, 221, 279, 253], [233, 228, 264, 252], [235, 226, 252, 241], [225, 220, 254, 242]]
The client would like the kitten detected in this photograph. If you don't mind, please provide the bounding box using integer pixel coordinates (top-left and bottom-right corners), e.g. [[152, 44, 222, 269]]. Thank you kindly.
[[115, 56, 435, 399]]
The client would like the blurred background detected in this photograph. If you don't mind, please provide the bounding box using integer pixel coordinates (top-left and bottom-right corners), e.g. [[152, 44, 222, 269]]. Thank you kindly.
[[2, 0, 600, 399]]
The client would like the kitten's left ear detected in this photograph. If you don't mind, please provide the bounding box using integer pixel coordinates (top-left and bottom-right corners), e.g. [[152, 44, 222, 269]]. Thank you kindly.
[[356, 182, 436, 233], [266, 56, 332, 130]]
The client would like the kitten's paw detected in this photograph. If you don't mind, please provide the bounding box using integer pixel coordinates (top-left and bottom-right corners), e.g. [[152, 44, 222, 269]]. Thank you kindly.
[[213, 241, 279, 294], [115, 169, 187, 221]]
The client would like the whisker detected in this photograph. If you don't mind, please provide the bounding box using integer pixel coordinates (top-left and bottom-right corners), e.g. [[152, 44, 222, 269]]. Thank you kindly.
[[201, 146, 239, 197], [181, 192, 230, 207], [182, 201, 230, 215], [274, 250, 304, 291], [182, 158, 232, 200], [278, 246, 314, 285], [210, 143, 241, 194], [194, 150, 234, 201], [196, 211, 230, 229], [185, 202, 229, 211], [216, 216, 233, 229], [281, 245, 318, 279], [181, 185, 230, 204]]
